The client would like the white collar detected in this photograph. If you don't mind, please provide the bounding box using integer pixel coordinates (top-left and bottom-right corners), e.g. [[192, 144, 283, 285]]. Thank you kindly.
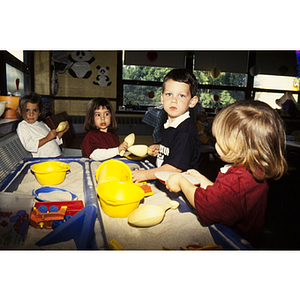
[[164, 111, 190, 129], [220, 164, 233, 174]]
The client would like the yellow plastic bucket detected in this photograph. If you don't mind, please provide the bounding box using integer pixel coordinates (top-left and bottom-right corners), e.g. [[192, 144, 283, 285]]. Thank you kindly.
[[30, 161, 70, 185], [95, 159, 132, 183], [96, 181, 144, 218]]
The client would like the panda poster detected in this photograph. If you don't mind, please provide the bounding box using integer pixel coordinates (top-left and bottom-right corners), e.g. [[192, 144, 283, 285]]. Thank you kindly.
[[55, 51, 117, 98]]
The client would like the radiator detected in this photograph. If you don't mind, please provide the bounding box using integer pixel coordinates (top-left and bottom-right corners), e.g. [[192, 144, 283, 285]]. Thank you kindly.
[[115, 117, 153, 135]]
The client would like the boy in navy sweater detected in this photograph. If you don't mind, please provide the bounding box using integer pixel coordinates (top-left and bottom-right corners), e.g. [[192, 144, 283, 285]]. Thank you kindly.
[[132, 69, 201, 183]]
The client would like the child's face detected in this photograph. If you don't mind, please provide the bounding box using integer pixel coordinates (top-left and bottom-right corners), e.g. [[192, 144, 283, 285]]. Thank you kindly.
[[23, 102, 39, 124], [161, 79, 198, 122], [94, 106, 111, 132]]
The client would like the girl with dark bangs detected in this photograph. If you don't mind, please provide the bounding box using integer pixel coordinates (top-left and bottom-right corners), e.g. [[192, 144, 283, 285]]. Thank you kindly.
[[82, 98, 128, 160]]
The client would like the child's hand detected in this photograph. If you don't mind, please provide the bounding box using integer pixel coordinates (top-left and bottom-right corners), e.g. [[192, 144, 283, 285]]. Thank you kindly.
[[132, 170, 147, 183], [185, 169, 201, 179], [185, 169, 213, 190], [147, 144, 159, 157], [165, 174, 183, 193], [166, 173, 198, 207], [118, 141, 128, 154], [63, 121, 70, 133], [57, 121, 70, 139]]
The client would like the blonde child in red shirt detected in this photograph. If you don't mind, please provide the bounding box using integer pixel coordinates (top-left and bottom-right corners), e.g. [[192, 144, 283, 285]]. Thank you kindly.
[[166, 100, 287, 246]]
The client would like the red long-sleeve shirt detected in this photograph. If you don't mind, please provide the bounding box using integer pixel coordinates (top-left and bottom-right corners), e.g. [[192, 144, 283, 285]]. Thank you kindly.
[[81, 130, 120, 158], [194, 165, 268, 245]]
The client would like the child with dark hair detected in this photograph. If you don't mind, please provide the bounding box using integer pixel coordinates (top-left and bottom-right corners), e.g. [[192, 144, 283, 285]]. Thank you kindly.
[[81, 97, 128, 160], [132, 68, 202, 183], [165, 100, 288, 246], [16, 91, 69, 157], [196, 111, 215, 147]]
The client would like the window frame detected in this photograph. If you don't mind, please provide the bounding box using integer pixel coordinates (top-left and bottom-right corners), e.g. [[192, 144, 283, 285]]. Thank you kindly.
[[118, 50, 300, 113], [118, 51, 254, 112], [0, 51, 34, 96]]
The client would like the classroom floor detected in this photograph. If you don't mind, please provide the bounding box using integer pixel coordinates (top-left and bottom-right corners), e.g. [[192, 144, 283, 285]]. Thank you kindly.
[[198, 151, 300, 250]]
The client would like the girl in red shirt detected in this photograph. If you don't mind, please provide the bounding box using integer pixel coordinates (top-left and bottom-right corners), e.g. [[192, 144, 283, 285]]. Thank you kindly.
[[81, 98, 128, 160], [165, 100, 288, 246]]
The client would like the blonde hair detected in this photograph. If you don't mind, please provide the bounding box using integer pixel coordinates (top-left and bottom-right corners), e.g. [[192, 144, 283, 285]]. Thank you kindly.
[[212, 100, 287, 181]]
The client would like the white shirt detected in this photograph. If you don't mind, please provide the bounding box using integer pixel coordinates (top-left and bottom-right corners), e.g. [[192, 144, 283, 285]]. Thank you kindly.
[[17, 120, 62, 157], [90, 147, 119, 160], [164, 111, 190, 129]]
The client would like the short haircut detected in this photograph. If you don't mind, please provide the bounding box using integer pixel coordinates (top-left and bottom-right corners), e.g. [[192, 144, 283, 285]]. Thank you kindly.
[[162, 68, 198, 98], [15, 92, 45, 120], [84, 97, 117, 132], [212, 100, 287, 181]]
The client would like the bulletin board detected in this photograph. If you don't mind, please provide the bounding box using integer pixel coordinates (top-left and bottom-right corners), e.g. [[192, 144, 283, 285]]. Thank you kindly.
[[54, 51, 117, 98]]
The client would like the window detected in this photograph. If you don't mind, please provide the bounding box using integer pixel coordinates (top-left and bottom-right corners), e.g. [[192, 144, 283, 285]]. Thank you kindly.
[[120, 51, 186, 110], [6, 63, 25, 96], [194, 70, 247, 87], [122, 64, 172, 109], [253, 74, 299, 108], [120, 50, 300, 112], [252, 51, 300, 108], [196, 87, 245, 110], [0, 51, 32, 96], [193, 51, 249, 109], [193, 70, 247, 109], [123, 82, 166, 108]]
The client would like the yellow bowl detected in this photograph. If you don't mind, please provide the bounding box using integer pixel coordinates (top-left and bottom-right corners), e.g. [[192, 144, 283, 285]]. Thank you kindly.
[[30, 161, 70, 185], [95, 159, 132, 184], [96, 181, 144, 218]]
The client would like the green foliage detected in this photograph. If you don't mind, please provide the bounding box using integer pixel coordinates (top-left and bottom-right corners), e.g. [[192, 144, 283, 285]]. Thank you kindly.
[[123, 84, 162, 107], [122, 65, 247, 108], [194, 70, 247, 108], [123, 66, 172, 82]]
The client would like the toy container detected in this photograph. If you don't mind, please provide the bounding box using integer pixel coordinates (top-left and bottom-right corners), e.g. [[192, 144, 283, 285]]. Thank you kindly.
[[0, 192, 35, 249], [97, 181, 144, 218], [0, 96, 19, 119], [30, 161, 70, 185], [95, 159, 132, 183]]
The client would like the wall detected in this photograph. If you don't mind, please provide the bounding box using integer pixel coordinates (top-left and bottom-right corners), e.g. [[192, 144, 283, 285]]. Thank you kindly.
[[55, 51, 117, 98], [34, 51, 51, 95], [34, 51, 118, 115]]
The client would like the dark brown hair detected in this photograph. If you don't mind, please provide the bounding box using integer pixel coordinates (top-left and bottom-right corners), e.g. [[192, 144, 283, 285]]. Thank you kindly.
[[15, 92, 45, 120], [84, 98, 117, 132], [162, 68, 198, 98]]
